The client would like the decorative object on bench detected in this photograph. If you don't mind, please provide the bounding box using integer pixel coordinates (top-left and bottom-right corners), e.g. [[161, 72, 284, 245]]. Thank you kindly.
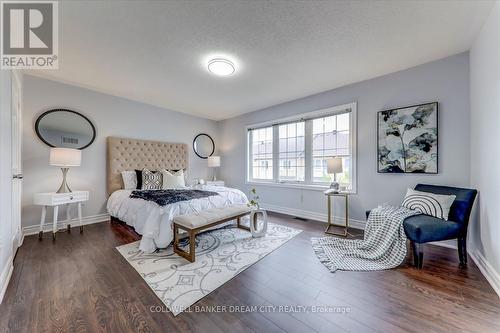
[[366, 184, 477, 269], [326, 157, 343, 193], [116, 222, 301, 316], [323, 190, 349, 237], [248, 188, 267, 237], [312, 205, 420, 272], [377, 102, 438, 174], [173, 204, 251, 262]]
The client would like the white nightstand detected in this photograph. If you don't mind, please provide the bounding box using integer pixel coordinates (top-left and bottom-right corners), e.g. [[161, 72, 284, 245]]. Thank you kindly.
[[206, 180, 225, 187], [34, 191, 89, 240]]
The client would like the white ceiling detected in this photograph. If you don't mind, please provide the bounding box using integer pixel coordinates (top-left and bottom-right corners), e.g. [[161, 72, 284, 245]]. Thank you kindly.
[[29, 0, 494, 121]]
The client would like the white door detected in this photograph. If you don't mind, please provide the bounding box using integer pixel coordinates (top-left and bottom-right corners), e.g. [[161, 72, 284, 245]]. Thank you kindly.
[[11, 72, 22, 250]]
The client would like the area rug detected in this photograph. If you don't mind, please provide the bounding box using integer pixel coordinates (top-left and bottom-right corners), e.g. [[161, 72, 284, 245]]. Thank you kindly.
[[116, 222, 301, 315]]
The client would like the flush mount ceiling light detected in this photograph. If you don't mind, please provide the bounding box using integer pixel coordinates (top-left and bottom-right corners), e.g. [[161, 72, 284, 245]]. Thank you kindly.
[[207, 58, 235, 76]]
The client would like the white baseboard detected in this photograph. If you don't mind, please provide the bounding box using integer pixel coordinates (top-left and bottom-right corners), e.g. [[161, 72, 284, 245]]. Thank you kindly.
[[0, 256, 13, 304], [469, 250, 500, 298], [22, 213, 110, 237], [15, 229, 23, 249], [260, 203, 367, 230], [428, 240, 457, 249]]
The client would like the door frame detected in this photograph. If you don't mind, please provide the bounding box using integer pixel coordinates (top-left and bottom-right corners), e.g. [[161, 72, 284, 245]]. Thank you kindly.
[[11, 71, 23, 249]]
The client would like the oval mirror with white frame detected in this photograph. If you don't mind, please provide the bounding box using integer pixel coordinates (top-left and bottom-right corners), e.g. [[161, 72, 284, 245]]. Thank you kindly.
[[35, 109, 96, 149], [193, 133, 215, 159]]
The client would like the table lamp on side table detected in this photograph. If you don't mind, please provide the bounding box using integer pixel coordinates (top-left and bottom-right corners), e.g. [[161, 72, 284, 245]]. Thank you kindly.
[[208, 155, 220, 181], [50, 147, 82, 193], [326, 157, 343, 193]]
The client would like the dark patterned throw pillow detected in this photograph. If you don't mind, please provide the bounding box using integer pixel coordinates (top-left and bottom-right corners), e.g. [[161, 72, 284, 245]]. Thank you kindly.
[[135, 169, 143, 189], [141, 169, 162, 190]]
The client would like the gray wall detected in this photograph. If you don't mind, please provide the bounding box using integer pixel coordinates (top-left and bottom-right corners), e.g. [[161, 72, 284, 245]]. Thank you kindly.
[[218, 53, 471, 224], [469, 2, 500, 285], [22, 75, 219, 228]]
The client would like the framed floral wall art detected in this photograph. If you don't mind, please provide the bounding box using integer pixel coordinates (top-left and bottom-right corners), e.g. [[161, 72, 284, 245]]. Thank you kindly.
[[377, 102, 438, 173]]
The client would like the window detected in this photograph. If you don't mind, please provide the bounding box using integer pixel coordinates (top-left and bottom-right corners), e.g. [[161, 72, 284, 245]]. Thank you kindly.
[[312, 113, 351, 184], [279, 122, 305, 182], [249, 126, 273, 180], [247, 103, 356, 191]]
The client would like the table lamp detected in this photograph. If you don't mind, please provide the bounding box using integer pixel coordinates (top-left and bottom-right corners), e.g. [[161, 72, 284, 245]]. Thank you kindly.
[[50, 148, 82, 193], [207, 156, 220, 181], [326, 157, 343, 193]]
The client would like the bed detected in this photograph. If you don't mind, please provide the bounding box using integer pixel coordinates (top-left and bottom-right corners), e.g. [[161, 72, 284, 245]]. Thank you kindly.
[[106, 137, 248, 253]]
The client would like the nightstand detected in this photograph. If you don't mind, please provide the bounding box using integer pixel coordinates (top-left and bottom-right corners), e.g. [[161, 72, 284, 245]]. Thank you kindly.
[[34, 191, 89, 240], [206, 180, 225, 186]]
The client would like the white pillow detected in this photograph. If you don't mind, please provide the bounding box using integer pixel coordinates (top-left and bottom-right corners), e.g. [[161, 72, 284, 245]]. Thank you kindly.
[[402, 188, 456, 220], [121, 171, 137, 190], [161, 169, 186, 189]]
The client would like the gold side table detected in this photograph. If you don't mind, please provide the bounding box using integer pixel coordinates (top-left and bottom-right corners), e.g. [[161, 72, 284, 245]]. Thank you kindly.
[[324, 190, 350, 237]]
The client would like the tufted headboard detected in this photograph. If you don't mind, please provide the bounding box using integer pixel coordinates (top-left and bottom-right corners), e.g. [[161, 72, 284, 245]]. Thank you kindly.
[[107, 136, 188, 195]]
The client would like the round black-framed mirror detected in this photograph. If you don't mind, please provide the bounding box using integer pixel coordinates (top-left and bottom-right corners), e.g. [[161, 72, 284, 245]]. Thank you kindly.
[[193, 133, 215, 159], [35, 109, 96, 149]]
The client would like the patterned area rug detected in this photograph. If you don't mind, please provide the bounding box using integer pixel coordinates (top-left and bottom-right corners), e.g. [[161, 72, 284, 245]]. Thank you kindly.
[[116, 222, 301, 316]]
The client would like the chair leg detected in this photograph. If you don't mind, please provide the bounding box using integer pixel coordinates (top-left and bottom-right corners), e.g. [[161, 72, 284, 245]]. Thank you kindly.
[[411, 242, 418, 267], [458, 236, 467, 266], [411, 242, 424, 269]]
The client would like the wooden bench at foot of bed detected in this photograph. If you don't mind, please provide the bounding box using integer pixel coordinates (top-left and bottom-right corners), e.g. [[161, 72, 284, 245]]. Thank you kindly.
[[173, 204, 251, 262]]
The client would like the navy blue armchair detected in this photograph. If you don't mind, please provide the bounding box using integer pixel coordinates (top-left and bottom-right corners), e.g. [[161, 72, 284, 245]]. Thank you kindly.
[[367, 184, 477, 269]]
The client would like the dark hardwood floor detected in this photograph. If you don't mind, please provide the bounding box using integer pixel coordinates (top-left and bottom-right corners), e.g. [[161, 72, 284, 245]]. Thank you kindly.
[[1, 212, 500, 332]]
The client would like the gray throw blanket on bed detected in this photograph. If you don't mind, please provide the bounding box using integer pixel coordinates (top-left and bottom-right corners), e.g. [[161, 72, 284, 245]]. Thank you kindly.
[[130, 189, 219, 206], [311, 205, 420, 272]]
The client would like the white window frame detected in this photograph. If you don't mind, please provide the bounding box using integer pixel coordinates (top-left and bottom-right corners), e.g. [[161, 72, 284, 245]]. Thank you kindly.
[[277, 121, 306, 183], [247, 126, 274, 181], [246, 102, 357, 193]]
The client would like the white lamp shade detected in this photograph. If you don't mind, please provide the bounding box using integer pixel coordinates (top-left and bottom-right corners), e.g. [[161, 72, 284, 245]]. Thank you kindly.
[[326, 157, 343, 174], [207, 156, 221, 168], [49, 148, 81, 167]]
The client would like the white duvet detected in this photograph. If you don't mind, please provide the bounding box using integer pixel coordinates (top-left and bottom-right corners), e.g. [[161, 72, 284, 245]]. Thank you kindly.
[[107, 186, 248, 253]]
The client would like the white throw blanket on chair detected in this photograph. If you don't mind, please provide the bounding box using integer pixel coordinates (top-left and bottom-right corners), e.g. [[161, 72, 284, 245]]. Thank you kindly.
[[311, 205, 420, 272]]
